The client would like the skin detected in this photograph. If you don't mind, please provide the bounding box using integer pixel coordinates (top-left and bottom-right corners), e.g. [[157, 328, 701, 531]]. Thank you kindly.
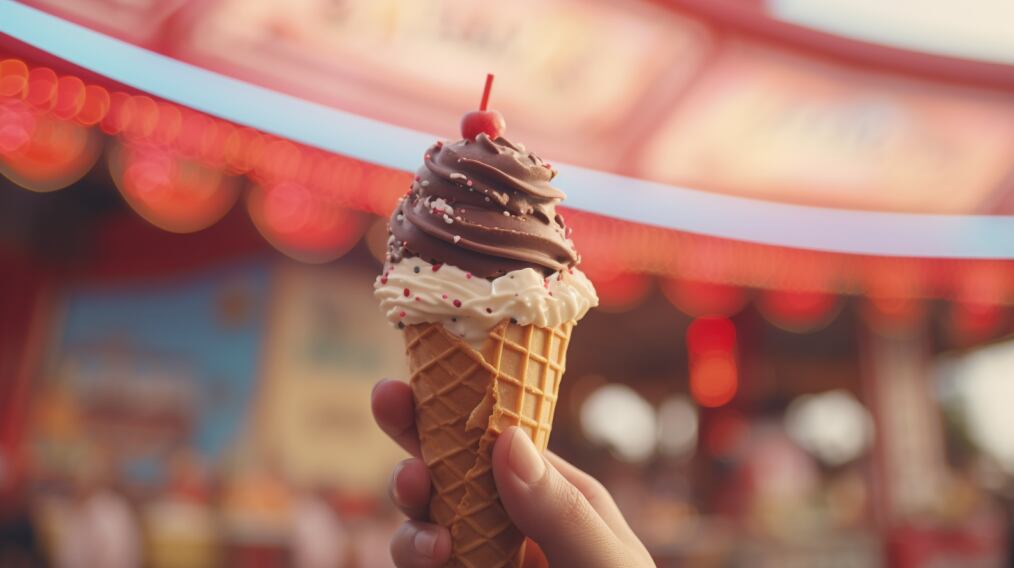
[[372, 378, 655, 568]]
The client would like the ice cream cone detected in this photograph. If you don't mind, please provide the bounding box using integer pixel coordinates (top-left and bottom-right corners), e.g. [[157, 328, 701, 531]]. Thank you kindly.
[[404, 319, 573, 568]]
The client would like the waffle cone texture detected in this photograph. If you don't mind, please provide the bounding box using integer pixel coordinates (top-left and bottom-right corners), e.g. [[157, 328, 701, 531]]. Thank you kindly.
[[404, 320, 574, 568]]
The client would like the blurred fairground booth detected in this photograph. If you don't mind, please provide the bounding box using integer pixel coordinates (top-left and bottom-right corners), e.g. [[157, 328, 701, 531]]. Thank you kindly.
[[1, 0, 1012, 566]]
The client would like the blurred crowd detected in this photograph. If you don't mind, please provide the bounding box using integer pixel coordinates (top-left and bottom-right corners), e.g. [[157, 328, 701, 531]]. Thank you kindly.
[[0, 447, 400, 568]]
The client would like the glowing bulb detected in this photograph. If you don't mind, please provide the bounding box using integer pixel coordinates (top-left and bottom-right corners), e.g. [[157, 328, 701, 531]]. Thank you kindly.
[[0, 59, 29, 97], [785, 390, 873, 466], [690, 355, 738, 408], [77, 85, 111, 126], [53, 75, 85, 120], [580, 384, 656, 462], [657, 395, 698, 458]]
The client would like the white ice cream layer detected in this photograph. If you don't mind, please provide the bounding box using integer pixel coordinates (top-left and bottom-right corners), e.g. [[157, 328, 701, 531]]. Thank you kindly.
[[375, 257, 598, 347]]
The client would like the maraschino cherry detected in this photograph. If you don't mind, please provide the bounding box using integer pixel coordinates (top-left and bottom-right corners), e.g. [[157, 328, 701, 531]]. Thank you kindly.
[[461, 73, 506, 140]]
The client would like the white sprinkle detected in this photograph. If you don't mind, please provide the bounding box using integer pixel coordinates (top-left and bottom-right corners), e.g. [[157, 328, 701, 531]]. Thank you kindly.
[[396, 214, 404, 221], [503, 211, 510, 216], [426, 197, 455, 215], [421, 180, 429, 186], [443, 214, 454, 224], [485, 196, 491, 202], [449, 173, 466, 181], [453, 235, 461, 243]]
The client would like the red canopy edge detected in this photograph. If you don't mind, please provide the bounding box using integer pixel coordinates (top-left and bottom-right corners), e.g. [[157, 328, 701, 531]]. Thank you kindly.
[[1, 55, 1012, 304]]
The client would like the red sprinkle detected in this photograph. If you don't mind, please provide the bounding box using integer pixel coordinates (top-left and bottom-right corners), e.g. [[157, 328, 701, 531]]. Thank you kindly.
[[465, 273, 473, 279], [380, 276, 388, 284], [453, 299, 462, 308], [399, 311, 406, 318], [415, 296, 421, 302], [432, 263, 443, 272], [435, 140, 443, 148], [403, 288, 410, 297], [442, 294, 448, 299], [466, 180, 473, 187]]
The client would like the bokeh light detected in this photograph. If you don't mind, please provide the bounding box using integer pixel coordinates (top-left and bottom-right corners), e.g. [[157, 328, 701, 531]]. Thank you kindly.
[[0, 99, 35, 154], [785, 390, 873, 466], [686, 317, 739, 408], [0, 58, 29, 97], [53, 75, 86, 120], [580, 384, 657, 463], [661, 278, 748, 318], [657, 395, 698, 459], [758, 289, 842, 333], [25, 67, 57, 111], [690, 355, 738, 409], [0, 112, 101, 192], [941, 340, 1014, 474], [582, 268, 652, 313], [364, 216, 391, 265], [110, 143, 241, 233], [686, 316, 736, 359], [247, 182, 367, 264]]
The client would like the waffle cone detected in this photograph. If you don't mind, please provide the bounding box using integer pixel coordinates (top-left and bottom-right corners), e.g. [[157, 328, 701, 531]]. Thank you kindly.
[[403, 320, 574, 568]]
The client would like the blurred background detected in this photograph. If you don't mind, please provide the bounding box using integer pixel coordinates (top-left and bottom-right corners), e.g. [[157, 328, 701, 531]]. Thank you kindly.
[[1, 0, 1013, 566]]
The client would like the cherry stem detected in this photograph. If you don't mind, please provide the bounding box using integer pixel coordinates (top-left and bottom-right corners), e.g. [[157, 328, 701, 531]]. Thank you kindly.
[[479, 73, 494, 111]]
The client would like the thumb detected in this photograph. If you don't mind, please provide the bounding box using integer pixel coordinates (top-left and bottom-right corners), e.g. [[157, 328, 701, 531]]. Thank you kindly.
[[492, 427, 627, 568]]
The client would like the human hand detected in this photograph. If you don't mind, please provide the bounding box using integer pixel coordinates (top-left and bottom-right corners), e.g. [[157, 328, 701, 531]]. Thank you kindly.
[[371, 378, 655, 568]]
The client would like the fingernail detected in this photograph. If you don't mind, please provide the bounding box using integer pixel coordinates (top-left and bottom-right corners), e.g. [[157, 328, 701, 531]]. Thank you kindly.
[[390, 462, 405, 506], [413, 527, 438, 557], [507, 427, 545, 485]]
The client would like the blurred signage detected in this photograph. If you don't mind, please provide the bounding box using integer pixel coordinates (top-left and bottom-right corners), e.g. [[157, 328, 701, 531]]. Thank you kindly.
[[179, 0, 708, 167], [11, 0, 1014, 215], [638, 42, 1014, 214], [254, 264, 407, 493], [31, 262, 270, 483], [21, 0, 188, 45]]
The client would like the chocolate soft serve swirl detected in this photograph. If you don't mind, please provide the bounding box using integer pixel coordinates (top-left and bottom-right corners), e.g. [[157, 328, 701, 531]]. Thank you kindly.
[[388, 133, 579, 279]]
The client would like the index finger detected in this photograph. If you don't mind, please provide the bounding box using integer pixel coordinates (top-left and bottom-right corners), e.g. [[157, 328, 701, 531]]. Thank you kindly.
[[372, 379, 422, 458]]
